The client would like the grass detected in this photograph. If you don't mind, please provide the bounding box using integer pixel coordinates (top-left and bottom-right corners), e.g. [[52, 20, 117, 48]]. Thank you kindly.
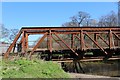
[[1, 58, 70, 78]]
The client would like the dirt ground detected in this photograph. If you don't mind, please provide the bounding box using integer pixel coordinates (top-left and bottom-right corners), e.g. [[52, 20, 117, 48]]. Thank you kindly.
[[69, 73, 120, 79]]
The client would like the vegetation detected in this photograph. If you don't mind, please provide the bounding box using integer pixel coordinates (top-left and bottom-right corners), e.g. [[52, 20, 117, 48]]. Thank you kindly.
[[62, 11, 118, 27], [1, 58, 69, 78]]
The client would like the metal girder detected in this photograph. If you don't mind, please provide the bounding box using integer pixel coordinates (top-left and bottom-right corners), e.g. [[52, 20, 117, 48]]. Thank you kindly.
[[4, 30, 22, 58], [84, 32, 108, 54], [29, 33, 47, 57], [26, 31, 120, 35], [21, 31, 28, 53], [12, 44, 16, 53], [80, 30, 85, 50], [97, 34, 109, 46], [25, 33, 28, 49], [48, 30, 52, 52], [109, 30, 113, 49], [22, 31, 25, 53], [21, 27, 120, 31], [4, 27, 120, 59], [74, 35, 90, 48], [51, 36, 64, 49], [71, 34, 74, 49], [54, 33, 79, 56], [113, 32, 120, 40]]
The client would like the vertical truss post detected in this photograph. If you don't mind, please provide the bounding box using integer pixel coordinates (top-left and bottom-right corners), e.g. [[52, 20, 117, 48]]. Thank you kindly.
[[80, 30, 85, 51], [94, 33, 97, 41], [93, 33, 98, 48], [71, 34, 74, 49], [47, 33, 49, 50], [74, 35, 89, 49], [119, 35, 120, 47], [48, 30, 52, 52], [22, 31, 25, 53], [109, 30, 113, 49], [48, 30, 52, 60], [25, 33, 28, 50]]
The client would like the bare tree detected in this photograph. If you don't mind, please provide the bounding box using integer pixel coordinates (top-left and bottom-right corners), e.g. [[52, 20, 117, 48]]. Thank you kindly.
[[62, 11, 91, 27], [9, 29, 19, 41], [1, 24, 9, 39], [0, 24, 19, 43], [98, 11, 118, 27], [62, 21, 78, 27], [71, 11, 90, 27], [81, 19, 98, 26], [0, 24, 2, 39]]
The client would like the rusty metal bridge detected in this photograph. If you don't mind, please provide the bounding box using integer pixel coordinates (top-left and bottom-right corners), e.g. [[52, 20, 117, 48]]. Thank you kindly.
[[4, 27, 120, 60]]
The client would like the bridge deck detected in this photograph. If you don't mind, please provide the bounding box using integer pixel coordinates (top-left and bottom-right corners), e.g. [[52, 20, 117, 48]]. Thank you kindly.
[[52, 56, 120, 62]]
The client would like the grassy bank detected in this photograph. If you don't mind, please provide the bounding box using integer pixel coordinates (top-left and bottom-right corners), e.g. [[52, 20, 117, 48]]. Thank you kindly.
[[1, 58, 69, 78]]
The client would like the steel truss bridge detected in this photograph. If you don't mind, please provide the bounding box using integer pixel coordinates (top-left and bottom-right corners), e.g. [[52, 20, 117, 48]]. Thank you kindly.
[[4, 27, 120, 60]]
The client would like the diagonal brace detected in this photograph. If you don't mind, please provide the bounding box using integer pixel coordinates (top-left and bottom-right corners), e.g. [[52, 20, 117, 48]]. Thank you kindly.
[[52, 36, 64, 49], [113, 32, 120, 40], [84, 32, 108, 54], [74, 35, 90, 48], [29, 33, 47, 57], [4, 30, 22, 58], [97, 34, 109, 46], [54, 33, 78, 56]]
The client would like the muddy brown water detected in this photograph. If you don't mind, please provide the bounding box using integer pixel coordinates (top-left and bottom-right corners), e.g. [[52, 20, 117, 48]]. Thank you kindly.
[[61, 59, 120, 77]]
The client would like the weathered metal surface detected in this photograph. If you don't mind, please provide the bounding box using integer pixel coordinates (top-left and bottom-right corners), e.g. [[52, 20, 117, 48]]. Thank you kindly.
[[4, 27, 120, 59], [4, 30, 22, 58], [29, 33, 48, 57]]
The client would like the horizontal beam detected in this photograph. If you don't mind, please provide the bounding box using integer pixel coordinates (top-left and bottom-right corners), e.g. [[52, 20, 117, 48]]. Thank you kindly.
[[22, 27, 120, 32], [26, 31, 120, 35]]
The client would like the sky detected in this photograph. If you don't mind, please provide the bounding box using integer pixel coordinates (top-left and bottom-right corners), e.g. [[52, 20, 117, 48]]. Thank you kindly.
[[2, 2, 118, 30], [1, 2, 118, 43], [1, 0, 118, 2], [0, 2, 2, 24]]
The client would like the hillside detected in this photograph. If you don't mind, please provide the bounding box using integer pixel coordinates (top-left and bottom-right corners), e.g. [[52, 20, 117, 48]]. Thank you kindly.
[[1, 58, 69, 78]]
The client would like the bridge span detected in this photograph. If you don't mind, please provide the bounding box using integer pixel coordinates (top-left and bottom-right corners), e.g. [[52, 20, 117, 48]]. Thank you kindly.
[[4, 27, 120, 60]]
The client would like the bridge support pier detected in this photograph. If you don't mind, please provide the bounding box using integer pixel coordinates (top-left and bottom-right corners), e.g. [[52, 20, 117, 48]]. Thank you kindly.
[[48, 52, 52, 61], [75, 50, 85, 59], [103, 50, 114, 61], [74, 61, 85, 73], [46, 51, 52, 61], [115, 49, 120, 55]]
